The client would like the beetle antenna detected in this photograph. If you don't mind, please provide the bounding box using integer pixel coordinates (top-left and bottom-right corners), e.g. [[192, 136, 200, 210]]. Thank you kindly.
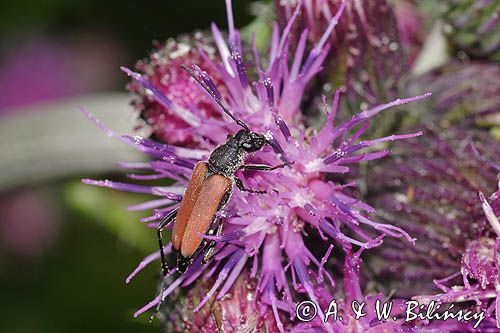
[[181, 64, 250, 131]]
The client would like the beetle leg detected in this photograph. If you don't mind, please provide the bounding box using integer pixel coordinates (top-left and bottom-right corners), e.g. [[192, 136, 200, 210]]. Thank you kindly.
[[239, 162, 292, 172], [202, 221, 224, 264], [157, 208, 178, 276], [152, 208, 179, 320], [176, 255, 190, 273], [235, 177, 267, 194]]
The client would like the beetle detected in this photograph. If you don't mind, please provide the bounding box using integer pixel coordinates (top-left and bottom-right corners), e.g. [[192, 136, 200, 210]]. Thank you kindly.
[[156, 65, 289, 274]]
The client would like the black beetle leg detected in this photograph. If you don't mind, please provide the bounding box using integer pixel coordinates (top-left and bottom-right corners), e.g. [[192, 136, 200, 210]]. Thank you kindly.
[[176, 255, 190, 273], [152, 208, 179, 321], [202, 221, 224, 264], [157, 208, 178, 276], [235, 177, 267, 194], [239, 161, 292, 172]]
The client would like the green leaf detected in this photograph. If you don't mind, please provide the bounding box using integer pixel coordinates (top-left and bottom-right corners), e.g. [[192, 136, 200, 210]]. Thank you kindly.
[[64, 181, 160, 254]]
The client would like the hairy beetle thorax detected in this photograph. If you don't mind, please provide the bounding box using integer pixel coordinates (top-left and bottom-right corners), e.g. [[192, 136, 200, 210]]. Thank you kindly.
[[208, 142, 246, 177]]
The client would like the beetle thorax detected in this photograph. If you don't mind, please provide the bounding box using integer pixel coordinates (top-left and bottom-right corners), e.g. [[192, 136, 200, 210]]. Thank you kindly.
[[207, 142, 246, 177]]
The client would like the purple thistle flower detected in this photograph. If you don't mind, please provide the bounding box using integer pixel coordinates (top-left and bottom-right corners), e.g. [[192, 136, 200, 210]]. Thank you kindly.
[[364, 125, 499, 311], [162, 241, 469, 332], [414, 185, 500, 329], [82, 1, 429, 331]]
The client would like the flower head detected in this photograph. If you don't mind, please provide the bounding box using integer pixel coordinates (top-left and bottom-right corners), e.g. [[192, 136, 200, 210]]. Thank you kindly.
[[127, 33, 225, 147], [414, 186, 500, 329], [82, 1, 429, 331], [365, 125, 499, 300]]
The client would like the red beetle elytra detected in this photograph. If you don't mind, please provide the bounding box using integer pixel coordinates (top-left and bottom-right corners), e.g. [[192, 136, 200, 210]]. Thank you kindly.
[[157, 65, 289, 274]]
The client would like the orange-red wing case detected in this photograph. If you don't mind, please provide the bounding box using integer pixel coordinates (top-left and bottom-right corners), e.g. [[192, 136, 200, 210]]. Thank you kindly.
[[172, 162, 208, 251], [180, 174, 231, 258]]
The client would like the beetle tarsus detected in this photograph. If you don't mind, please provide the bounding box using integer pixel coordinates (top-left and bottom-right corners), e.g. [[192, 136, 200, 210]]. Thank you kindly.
[[240, 162, 292, 172], [235, 177, 267, 194]]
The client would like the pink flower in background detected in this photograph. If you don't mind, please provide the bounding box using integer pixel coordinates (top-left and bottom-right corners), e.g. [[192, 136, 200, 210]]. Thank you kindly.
[[0, 34, 125, 259], [0, 35, 124, 112], [0, 189, 60, 258]]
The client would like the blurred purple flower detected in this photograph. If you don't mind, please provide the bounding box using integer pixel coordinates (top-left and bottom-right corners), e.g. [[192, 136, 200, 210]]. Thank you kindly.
[[365, 125, 499, 301], [83, 1, 429, 331], [0, 35, 124, 112], [0, 188, 60, 258], [415, 186, 500, 329]]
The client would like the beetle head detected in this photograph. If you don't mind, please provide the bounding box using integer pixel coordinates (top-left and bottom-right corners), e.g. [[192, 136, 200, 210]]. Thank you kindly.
[[235, 130, 269, 152]]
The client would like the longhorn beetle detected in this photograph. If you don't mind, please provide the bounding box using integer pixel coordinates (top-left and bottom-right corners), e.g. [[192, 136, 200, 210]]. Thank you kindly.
[[157, 65, 289, 274]]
